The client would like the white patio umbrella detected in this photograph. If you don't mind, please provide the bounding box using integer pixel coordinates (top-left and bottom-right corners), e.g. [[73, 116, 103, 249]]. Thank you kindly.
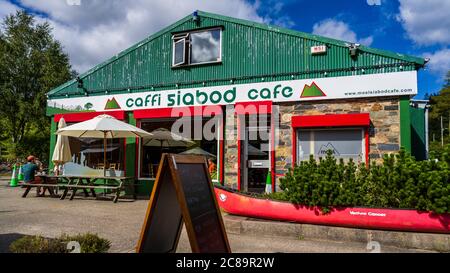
[[52, 117, 72, 175], [142, 128, 194, 150], [56, 114, 153, 176]]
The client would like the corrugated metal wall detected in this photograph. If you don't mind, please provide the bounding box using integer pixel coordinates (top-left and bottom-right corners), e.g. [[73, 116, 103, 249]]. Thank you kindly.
[[49, 14, 417, 99]]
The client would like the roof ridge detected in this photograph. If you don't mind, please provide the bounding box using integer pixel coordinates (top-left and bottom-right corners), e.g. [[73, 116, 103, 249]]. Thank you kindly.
[[48, 10, 425, 96], [197, 10, 424, 64]]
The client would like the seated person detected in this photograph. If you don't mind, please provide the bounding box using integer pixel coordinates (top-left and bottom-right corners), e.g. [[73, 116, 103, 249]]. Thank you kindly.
[[22, 155, 41, 196]]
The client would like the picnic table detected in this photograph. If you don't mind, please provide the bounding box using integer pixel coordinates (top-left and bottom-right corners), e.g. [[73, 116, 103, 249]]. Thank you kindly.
[[21, 175, 136, 203], [20, 175, 59, 198]]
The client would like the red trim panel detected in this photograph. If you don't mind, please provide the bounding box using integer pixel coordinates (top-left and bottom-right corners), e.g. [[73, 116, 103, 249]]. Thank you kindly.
[[54, 110, 125, 122], [234, 101, 272, 115], [365, 128, 370, 164], [237, 116, 241, 191], [215, 187, 450, 234], [292, 113, 370, 128], [270, 114, 275, 192], [219, 116, 225, 185], [292, 128, 297, 166], [133, 105, 223, 119]]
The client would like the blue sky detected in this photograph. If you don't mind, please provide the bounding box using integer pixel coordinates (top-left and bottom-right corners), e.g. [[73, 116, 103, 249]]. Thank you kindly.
[[1, 0, 448, 99]]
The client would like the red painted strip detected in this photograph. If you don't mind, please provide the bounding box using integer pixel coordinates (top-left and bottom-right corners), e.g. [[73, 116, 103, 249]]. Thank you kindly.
[[54, 110, 125, 122], [133, 105, 223, 119], [234, 101, 272, 115], [271, 114, 275, 192], [365, 128, 369, 164], [237, 116, 241, 191], [292, 113, 370, 128], [214, 187, 450, 234], [219, 115, 225, 185], [292, 129, 297, 166]]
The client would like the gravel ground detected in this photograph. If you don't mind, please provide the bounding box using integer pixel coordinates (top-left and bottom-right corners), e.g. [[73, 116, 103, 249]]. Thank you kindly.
[[0, 180, 434, 253]]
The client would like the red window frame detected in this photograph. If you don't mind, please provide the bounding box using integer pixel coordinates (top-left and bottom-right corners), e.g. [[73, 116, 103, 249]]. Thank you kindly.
[[235, 101, 275, 191], [133, 106, 225, 184], [291, 113, 370, 165]]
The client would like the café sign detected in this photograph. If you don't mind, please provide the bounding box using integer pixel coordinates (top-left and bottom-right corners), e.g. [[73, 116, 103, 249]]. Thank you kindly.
[[47, 71, 417, 112]]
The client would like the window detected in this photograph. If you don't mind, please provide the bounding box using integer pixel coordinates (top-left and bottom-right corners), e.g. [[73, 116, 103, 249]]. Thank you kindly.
[[172, 28, 221, 67], [139, 116, 220, 181], [67, 136, 125, 174], [173, 37, 186, 66], [297, 128, 364, 163]]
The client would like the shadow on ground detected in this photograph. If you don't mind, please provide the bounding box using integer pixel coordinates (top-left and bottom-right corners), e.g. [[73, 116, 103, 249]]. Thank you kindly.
[[0, 233, 26, 253]]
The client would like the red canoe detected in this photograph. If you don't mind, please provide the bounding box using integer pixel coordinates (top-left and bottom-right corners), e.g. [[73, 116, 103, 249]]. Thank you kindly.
[[214, 186, 450, 234]]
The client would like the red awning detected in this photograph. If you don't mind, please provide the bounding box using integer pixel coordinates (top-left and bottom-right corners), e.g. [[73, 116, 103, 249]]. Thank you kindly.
[[291, 113, 370, 128]]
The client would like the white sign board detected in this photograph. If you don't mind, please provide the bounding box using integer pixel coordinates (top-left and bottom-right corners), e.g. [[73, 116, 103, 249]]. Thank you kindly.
[[47, 71, 417, 112], [311, 45, 327, 54]]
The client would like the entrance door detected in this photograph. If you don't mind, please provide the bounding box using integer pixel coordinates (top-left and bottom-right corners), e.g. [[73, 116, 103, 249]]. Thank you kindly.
[[240, 115, 271, 193]]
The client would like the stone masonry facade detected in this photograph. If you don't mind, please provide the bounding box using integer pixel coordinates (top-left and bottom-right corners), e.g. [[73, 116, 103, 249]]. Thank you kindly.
[[275, 96, 401, 190], [223, 96, 402, 191]]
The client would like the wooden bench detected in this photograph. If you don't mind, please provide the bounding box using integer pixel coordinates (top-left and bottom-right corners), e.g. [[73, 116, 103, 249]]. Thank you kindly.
[[19, 182, 60, 198], [65, 184, 125, 203]]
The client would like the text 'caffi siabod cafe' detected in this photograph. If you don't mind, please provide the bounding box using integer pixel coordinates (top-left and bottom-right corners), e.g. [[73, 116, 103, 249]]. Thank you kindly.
[[46, 11, 428, 195]]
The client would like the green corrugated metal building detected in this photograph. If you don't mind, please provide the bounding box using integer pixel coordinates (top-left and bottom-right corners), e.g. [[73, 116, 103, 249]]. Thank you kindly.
[[47, 11, 427, 196]]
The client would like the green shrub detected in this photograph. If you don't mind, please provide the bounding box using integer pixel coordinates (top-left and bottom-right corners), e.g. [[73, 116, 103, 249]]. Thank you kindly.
[[9, 233, 111, 253], [277, 145, 450, 214], [9, 235, 66, 253], [60, 233, 111, 253]]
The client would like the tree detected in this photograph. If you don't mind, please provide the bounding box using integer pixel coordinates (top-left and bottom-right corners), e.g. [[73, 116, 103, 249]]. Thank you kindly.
[[428, 70, 450, 150], [0, 11, 72, 160], [446, 71, 450, 88]]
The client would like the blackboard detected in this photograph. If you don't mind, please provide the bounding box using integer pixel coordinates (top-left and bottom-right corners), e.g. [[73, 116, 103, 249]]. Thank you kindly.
[[136, 154, 230, 253]]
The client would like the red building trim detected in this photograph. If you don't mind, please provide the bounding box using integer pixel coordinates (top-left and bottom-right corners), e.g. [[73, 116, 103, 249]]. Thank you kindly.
[[291, 113, 370, 128], [219, 114, 225, 185], [237, 116, 242, 191], [54, 110, 125, 122], [365, 128, 370, 164], [291, 113, 371, 164], [133, 105, 223, 119], [292, 126, 298, 167], [271, 114, 275, 192], [234, 101, 272, 115], [235, 101, 273, 191], [134, 105, 224, 182]]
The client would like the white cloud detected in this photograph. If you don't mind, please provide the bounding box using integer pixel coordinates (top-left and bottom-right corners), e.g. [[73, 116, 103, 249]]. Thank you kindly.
[[397, 0, 450, 46], [0, 0, 19, 20], [1, 0, 267, 73], [423, 48, 450, 77], [312, 19, 373, 46]]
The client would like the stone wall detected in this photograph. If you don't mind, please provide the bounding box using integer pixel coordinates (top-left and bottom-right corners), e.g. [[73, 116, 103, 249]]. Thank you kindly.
[[224, 111, 239, 189], [275, 96, 401, 188], [223, 96, 401, 191]]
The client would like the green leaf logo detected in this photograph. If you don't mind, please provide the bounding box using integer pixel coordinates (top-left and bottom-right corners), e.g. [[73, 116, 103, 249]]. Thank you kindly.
[[300, 82, 326, 98], [104, 97, 121, 110]]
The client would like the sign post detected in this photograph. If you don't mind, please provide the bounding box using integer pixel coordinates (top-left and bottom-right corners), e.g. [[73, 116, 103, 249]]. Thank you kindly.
[[136, 153, 231, 253]]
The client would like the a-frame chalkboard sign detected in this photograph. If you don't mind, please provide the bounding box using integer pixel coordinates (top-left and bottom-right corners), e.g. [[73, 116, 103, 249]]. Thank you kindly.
[[136, 153, 231, 253]]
